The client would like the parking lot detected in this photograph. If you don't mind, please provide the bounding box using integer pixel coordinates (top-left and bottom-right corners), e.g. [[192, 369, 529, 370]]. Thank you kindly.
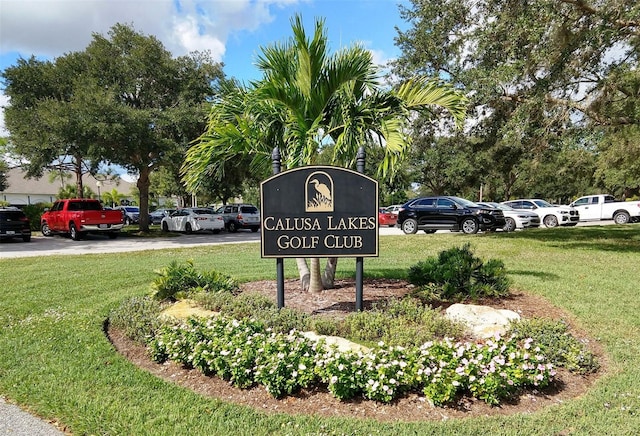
[[0, 222, 614, 259]]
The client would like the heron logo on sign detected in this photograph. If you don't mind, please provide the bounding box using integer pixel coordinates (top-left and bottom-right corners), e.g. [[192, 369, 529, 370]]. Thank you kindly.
[[306, 171, 333, 212]]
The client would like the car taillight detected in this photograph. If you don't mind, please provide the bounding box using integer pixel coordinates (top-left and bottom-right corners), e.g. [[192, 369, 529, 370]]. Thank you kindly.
[[20, 216, 29, 222], [237, 214, 243, 219]]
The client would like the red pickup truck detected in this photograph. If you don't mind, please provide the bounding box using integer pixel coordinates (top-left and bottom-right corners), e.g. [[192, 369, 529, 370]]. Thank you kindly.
[[41, 199, 124, 240]]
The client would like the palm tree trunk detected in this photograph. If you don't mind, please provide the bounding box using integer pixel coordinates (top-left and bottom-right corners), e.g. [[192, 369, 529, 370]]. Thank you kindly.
[[321, 257, 338, 289], [309, 258, 323, 293], [296, 258, 310, 292]]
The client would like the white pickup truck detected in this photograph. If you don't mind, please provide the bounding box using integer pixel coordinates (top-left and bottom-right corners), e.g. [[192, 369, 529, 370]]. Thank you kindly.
[[569, 194, 640, 224]]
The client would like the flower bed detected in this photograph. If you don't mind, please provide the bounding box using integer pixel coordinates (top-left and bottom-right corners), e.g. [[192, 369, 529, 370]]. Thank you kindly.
[[148, 315, 555, 406]]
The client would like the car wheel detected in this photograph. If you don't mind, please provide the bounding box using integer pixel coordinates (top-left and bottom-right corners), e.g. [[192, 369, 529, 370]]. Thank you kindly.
[[401, 219, 418, 234], [614, 211, 630, 224], [22, 235, 31, 242], [212, 229, 221, 234], [161, 222, 169, 232], [251, 227, 259, 232], [504, 217, 517, 232], [185, 223, 192, 234], [228, 221, 238, 233], [69, 223, 81, 240], [423, 229, 436, 234], [543, 215, 559, 228], [41, 222, 52, 237], [461, 218, 479, 234]]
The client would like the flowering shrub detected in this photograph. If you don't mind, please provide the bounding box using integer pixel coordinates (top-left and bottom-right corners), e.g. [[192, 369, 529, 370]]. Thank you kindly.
[[148, 315, 557, 406], [253, 331, 318, 398], [417, 337, 556, 405]]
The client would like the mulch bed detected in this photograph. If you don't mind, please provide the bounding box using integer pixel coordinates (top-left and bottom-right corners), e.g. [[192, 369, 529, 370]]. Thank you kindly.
[[107, 278, 605, 422]]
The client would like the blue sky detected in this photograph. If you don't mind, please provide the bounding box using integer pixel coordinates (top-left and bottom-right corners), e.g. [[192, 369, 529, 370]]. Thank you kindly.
[[0, 0, 412, 135]]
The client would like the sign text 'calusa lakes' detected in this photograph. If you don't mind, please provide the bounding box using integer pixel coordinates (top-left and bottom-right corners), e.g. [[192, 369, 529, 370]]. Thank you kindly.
[[260, 166, 378, 258]]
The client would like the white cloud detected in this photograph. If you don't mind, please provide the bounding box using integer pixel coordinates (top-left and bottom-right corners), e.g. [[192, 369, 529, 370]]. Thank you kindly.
[[0, 0, 305, 135], [0, 0, 303, 61]]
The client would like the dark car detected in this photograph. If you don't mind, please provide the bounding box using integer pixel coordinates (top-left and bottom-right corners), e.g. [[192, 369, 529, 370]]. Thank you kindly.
[[397, 196, 506, 234], [0, 207, 32, 242], [115, 206, 140, 225], [149, 208, 176, 225]]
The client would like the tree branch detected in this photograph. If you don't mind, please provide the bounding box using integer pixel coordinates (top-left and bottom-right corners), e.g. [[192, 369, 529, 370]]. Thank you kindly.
[[559, 0, 640, 32]]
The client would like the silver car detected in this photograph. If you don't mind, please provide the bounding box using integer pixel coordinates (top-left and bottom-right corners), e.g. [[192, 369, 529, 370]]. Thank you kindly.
[[478, 202, 541, 232]]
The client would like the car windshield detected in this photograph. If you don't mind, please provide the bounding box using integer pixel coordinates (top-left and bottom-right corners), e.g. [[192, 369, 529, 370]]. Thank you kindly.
[[450, 196, 480, 208], [532, 200, 554, 207], [0, 211, 26, 220], [191, 208, 214, 215], [484, 202, 513, 211]]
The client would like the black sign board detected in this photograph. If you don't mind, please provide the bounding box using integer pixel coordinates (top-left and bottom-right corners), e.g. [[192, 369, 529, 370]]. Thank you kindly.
[[260, 166, 379, 258]]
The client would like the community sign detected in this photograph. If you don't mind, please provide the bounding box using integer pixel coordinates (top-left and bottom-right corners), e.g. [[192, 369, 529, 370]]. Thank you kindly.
[[260, 166, 379, 258]]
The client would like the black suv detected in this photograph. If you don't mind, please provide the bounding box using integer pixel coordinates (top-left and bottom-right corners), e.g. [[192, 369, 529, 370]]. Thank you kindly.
[[397, 196, 506, 234], [0, 207, 32, 242]]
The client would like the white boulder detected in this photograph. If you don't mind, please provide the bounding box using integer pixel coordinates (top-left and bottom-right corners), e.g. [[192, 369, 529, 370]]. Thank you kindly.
[[445, 303, 520, 339]]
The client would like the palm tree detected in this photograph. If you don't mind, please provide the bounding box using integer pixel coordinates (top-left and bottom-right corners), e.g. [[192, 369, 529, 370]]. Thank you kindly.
[[183, 15, 467, 292]]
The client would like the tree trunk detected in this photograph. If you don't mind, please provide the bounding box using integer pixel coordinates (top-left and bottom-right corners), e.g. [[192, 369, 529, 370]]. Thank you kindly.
[[296, 258, 310, 292], [309, 258, 323, 293], [74, 155, 83, 198], [137, 166, 152, 232], [321, 257, 339, 289]]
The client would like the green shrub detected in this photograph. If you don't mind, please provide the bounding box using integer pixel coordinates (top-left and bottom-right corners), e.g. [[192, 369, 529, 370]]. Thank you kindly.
[[508, 317, 599, 374], [23, 202, 52, 231], [309, 317, 340, 336], [192, 290, 235, 312], [408, 243, 510, 302], [109, 296, 163, 344], [336, 298, 464, 347], [259, 307, 310, 333], [342, 311, 388, 343], [150, 260, 239, 301]]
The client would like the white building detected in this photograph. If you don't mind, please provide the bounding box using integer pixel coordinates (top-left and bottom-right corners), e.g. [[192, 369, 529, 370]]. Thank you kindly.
[[1, 168, 136, 206]]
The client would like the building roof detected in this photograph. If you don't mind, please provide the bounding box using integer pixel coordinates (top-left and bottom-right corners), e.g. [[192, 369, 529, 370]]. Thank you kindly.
[[1, 167, 136, 196]]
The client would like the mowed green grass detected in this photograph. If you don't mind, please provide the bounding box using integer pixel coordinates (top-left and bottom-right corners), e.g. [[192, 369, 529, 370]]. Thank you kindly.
[[1, 225, 640, 435]]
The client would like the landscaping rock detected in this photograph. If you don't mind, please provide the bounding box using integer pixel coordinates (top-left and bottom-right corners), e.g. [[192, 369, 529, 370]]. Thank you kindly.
[[160, 300, 219, 320], [445, 304, 520, 339]]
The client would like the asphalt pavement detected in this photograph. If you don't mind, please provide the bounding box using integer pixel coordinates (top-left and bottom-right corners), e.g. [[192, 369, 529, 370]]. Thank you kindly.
[[0, 397, 64, 435]]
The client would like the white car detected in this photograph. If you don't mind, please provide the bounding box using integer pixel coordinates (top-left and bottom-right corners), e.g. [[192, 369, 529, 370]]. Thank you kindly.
[[385, 204, 403, 216], [501, 199, 579, 228], [478, 202, 541, 232], [160, 208, 225, 234]]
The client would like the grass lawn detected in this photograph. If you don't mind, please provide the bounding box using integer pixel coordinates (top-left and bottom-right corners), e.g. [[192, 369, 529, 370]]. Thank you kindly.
[[1, 225, 639, 435]]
